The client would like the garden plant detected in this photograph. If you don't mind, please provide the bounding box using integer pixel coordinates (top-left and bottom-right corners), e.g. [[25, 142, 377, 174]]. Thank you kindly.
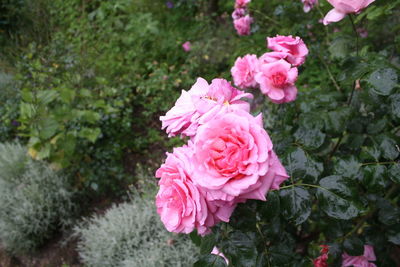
[[0, 0, 399, 266]]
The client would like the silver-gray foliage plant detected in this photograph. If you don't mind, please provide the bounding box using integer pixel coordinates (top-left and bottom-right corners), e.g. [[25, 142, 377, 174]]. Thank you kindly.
[[74, 198, 198, 267], [0, 142, 75, 253]]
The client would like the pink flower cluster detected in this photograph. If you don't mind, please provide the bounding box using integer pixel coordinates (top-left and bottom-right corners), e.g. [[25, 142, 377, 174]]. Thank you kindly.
[[232, 0, 253, 36], [157, 77, 289, 235], [231, 35, 308, 104]]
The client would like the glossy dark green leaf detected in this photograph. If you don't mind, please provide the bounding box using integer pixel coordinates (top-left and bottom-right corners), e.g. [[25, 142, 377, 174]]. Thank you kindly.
[[377, 198, 400, 226], [200, 234, 216, 255], [285, 147, 323, 183], [222, 231, 258, 267], [193, 254, 227, 267], [362, 165, 387, 192], [387, 225, 400, 245], [334, 156, 360, 179], [294, 126, 326, 150], [376, 134, 399, 160], [343, 236, 364, 256], [366, 118, 387, 135], [261, 191, 280, 219], [388, 164, 400, 183], [325, 107, 351, 135], [368, 68, 398, 96], [269, 243, 294, 265], [389, 93, 400, 119], [279, 187, 311, 225], [317, 176, 361, 219]]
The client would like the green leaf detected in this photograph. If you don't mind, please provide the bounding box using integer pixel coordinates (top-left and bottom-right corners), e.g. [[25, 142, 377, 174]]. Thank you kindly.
[[279, 187, 311, 225], [388, 164, 400, 184], [362, 165, 387, 192], [317, 176, 361, 220], [325, 107, 351, 135], [367, 68, 398, 96], [387, 225, 400, 245], [39, 117, 59, 139], [78, 127, 101, 143], [389, 93, 400, 119], [222, 231, 257, 267], [190, 231, 201, 247], [37, 90, 59, 104], [376, 134, 399, 160], [200, 234, 216, 255], [20, 103, 36, 119], [377, 198, 400, 226], [285, 148, 323, 183], [294, 127, 325, 150], [269, 243, 294, 265], [343, 237, 364, 256], [261, 191, 280, 219], [329, 37, 352, 59], [334, 156, 360, 179], [193, 254, 227, 267]]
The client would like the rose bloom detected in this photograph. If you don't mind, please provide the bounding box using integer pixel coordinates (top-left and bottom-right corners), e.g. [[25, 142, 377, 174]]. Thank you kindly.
[[323, 0, 375, 25], [182, 41, 191, 52], [155, 145, 210, 235], [231, 54, 259, 89], [234, 15, 253, 36], [259, 51, 290, 65], [267, 35, 309, 66], [235, 0, 251, 9], [232, 7, 246, 20], [156, 144, 241, 235], [255, 59, 298, 104], [302, 0, 318, 13], [192, 109, 289, 202], [342, 245, 376, 267], [160, 77, 253, 138]]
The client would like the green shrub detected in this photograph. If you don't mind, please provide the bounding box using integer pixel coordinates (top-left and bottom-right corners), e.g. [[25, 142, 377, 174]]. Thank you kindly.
[[0, 142, 75, 254], [74, 198, 198, 267]]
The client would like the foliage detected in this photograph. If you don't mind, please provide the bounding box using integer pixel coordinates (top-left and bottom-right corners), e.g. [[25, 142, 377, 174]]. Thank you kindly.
[[188, 0, 400, 266], [0, 142, 75, 254], [74, 197, 198, 267]]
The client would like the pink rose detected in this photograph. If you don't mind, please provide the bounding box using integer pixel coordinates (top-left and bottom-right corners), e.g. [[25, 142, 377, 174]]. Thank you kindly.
[[255, 59, 298, 104], [156, 144, 242, 234], [323, 0, 375, 25], [342, 245, 377, 267], [182, 41, 191, 52], [160, 77, 253, 138], [155, 145, 210, 235], [231, 54, 259, 89], [259, 51, 290, 64], [267, 35, 309, 66], [302, 0, 318, 13], [234, 15, 253, 36], [211, 247, 229, 264], [192, 109, 289, 201], [235, 0, 251, 9], [232, 7, 247, 20]]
